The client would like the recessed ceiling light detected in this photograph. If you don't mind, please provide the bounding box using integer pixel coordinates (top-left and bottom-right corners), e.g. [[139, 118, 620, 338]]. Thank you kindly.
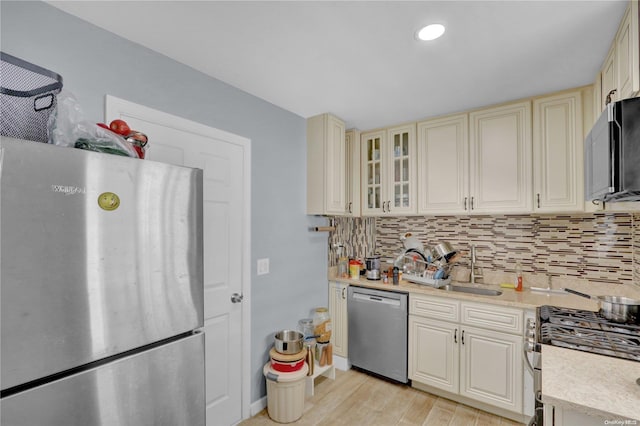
[[416, 24, 445, 41]]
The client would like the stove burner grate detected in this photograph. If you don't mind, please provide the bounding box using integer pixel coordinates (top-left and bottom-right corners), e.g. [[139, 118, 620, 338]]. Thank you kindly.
[[538, 305, 640, 362]]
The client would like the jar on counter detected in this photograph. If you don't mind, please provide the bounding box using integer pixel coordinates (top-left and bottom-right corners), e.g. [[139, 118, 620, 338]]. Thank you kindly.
[[312, 307, 331, 343], [349, 259, 360, 279], [298, 318, 314, 339], [338, 257, 349, 278]]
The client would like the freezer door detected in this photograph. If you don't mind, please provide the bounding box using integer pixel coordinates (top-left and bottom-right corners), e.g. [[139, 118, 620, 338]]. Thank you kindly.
[[1, 137, 204, 390], [1, 332, 205, 426]]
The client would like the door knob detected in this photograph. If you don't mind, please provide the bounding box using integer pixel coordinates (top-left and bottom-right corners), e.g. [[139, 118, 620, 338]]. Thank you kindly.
[[231, 293, 244, 303]]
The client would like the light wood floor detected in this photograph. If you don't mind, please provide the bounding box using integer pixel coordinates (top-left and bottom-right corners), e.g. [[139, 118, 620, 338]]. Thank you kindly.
[[240, 368, 524, 426]]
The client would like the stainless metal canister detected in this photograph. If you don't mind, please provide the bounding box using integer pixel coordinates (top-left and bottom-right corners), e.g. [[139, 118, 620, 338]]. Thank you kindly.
[[365, 255, 381, 280]]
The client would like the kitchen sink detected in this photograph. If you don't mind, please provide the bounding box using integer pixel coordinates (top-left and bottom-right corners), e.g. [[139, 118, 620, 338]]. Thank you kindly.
[[439, 285, 502, 296]]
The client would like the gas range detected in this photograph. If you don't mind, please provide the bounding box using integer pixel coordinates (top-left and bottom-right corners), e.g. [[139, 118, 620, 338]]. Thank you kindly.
[[537, 305, 640, 362], [525, 305, 640, 425]]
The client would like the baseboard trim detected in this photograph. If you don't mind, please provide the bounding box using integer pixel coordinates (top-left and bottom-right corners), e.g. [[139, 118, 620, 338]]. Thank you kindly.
[[332, 355, 351, 371], [250, 396, 267, 417]]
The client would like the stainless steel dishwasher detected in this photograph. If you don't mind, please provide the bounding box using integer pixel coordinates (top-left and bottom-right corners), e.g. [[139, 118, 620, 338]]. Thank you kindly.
[[348, 286, 408, 383]]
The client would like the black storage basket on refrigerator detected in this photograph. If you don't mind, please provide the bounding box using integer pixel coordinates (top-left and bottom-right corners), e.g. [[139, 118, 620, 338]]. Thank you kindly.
[[0, 52, 63, 143]]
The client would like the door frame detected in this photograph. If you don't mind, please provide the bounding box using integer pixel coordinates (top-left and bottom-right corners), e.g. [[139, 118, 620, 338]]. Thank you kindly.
[[105, 95, 252, 422]]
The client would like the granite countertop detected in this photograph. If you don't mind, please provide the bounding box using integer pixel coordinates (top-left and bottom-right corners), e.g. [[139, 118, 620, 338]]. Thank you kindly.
[[328, 268, 640, 311], [330, 273, 601, 311], [542, 344, 640, 421]]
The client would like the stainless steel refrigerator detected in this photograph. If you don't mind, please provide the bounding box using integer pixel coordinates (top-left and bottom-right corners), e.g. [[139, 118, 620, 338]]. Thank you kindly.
[[0, 136, 205, 425]]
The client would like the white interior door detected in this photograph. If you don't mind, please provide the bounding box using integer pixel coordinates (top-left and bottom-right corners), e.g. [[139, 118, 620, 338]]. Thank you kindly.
[[106, 96, 251, 426]]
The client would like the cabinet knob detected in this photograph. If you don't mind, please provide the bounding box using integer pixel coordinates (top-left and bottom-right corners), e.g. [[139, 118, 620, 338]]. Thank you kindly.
[[526, 317, 536, 329], [463, 197, 467, 210], [470, 197, 474, 210], [537, 193, 541, 208], [454, 329, 458, 343], [461, 330, 465, 344]]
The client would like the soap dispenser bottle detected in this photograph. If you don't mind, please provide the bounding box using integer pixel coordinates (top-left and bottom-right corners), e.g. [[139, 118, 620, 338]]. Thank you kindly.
[[515, 263, 523, 292]]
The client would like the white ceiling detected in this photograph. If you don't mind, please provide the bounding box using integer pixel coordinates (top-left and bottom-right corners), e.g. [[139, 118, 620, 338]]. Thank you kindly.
[[47, 1, 627, 130]]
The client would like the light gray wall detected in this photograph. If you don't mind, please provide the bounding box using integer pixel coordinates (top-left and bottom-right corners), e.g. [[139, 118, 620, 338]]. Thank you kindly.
[[1, 1, 328, 404]]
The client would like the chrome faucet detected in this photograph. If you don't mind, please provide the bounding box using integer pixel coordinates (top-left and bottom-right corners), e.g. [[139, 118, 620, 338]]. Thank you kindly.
[[470, 245, 483, 284]]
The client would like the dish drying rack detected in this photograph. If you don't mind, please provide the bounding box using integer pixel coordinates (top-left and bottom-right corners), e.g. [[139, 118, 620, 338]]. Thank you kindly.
[[399, 252, 454, 288]]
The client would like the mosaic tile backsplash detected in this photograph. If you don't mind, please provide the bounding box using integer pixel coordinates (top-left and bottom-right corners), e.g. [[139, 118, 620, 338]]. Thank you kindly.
[[329, 213, 640, 286]]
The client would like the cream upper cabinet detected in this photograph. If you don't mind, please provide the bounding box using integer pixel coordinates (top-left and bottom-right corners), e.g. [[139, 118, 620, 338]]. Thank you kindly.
[[387, 124, 417, 215], [533, 90, 584, 212], [307, 113, 347, 215], [417, 114, 469, 214], [615, 0, 639, 100], [345, 129, 361, 217], [599, 1, 639, 110], [601, 46, 617, 109], [469, 101, 533, 214], [361, 124, 417, 216], [361, 129, 385, 215]]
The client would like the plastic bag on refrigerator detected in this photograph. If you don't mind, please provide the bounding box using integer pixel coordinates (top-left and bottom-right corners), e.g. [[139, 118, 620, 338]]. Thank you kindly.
[[49, 90, 137, 157]]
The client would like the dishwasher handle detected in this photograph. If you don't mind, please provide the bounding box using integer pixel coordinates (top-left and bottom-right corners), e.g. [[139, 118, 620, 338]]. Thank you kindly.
[[352, 292, 401, 307]]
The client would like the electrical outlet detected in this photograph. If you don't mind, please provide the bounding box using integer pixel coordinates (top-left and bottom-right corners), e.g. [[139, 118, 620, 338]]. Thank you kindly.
[[257, 258, 270, 275]]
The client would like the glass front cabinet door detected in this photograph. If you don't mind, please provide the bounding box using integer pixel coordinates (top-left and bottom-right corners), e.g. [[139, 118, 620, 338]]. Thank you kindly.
[[362, 130, 383, 214], [361, 124, 416, 216]]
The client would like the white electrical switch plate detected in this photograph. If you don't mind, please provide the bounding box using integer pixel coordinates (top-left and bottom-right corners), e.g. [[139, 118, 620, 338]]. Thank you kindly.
[[257, 258, 270, 275]]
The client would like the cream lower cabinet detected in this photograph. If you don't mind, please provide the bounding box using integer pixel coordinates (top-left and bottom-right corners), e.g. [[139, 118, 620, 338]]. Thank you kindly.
[[459, 325, 523, 411], [409, 294, 524, 415], [409, 316, 459, 393], [544, 405, 606, 426], [328, 281, 348, 357]]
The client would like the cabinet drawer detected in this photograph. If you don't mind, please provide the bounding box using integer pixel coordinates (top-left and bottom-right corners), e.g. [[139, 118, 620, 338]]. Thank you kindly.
[[410, 294, 460, 322], [461, 302, 523, 334]]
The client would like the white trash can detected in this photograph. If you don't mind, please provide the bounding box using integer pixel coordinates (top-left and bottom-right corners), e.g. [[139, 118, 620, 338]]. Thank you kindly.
[[263, 362, 309, 423]]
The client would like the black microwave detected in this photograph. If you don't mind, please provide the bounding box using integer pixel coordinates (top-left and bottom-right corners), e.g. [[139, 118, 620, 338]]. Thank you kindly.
[[585, 97, 640, 202]]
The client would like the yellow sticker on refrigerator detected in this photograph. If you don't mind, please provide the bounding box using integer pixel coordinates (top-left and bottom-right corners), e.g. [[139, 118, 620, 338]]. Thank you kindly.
[[98, 192, 120, 211]]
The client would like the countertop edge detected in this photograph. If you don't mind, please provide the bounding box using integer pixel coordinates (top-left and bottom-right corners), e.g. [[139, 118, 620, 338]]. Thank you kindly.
[[329, 274, 600, 311], [541, 394, 637, 421], [541, 345, 640, 422]]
